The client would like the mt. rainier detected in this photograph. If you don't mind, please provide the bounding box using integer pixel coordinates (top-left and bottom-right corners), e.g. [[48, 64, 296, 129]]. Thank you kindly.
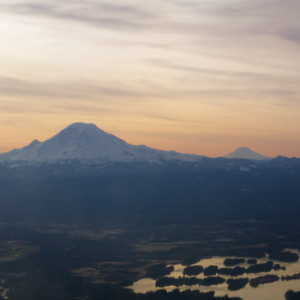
[[0, 122, 201, 163]]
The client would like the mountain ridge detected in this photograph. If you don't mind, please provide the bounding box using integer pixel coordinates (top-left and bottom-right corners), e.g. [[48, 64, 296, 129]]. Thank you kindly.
[[0, 123, 276, 163], [0, 122, 202, 163]]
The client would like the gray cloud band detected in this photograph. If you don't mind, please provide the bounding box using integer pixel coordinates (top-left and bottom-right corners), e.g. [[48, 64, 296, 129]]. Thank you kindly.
[[1, 0, 300, 43]]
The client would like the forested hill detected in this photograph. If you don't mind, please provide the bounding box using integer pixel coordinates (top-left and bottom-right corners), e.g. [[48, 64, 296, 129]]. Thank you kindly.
[[0, 156, 299, 225]]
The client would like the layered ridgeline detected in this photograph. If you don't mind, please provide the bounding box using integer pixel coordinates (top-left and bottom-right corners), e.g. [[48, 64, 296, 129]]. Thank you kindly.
[[0, 122, 202, 163]]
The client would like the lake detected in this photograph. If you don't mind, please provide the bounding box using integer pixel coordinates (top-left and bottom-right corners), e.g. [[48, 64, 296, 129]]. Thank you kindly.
[[130, 249, 300, 300]]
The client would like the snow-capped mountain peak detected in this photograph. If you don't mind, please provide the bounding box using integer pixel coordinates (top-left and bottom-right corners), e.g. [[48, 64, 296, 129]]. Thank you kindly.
[[224, 147, 271, 160], [0, 122, 201, 163]]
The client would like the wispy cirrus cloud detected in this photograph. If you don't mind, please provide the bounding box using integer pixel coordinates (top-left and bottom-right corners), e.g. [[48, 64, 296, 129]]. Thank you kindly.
[[170, 0, 300, 42], [1, 0, 300, 54], [1, 0, 300, 156], [0, 0, 157, 30], [1, 0, 299, 39], [0, 76, 147, 99]]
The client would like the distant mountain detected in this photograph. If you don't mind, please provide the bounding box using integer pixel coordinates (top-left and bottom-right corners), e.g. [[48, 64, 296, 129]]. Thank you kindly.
[[0, 122, 202, 163], [224, 147, 271, 160]]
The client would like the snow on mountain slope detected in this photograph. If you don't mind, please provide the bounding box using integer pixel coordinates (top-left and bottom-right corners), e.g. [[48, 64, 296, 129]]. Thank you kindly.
[[0, 123, 202, 163], [224, 147, 271, 160]]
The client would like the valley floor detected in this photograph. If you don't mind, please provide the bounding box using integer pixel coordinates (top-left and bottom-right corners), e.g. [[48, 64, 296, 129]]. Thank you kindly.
[[0, 220, 300, 299]]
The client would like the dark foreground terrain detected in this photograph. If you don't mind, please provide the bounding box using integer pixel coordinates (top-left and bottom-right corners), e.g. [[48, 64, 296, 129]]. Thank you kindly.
[[0, 220, 300, 300], [0, 157, 300, 299]]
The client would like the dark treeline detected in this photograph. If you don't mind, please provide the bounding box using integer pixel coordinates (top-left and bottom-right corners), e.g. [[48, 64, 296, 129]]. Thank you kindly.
[[223, 258, 245, 267], [7, 284, 244, 300], [183, 266, 204, 276], [286, 290, 300, 300], [273, 264, 286, 271], [188, 261, 283, 278], [155, 276, 225, 288], [246, 261, 274, 274], [145, 264, 174, 280], [247, 259, 257, 265], [249, 275, 279, 288], [226, 278, 249, 291], [203, 266, 218, 276], [282, 273, 300, 281], [218, 267, 245, 277], [269, 252, 299, 263], [139, 289, 242, 300]]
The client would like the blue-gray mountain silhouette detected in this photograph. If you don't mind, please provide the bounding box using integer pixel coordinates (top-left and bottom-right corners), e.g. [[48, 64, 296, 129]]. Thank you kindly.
[[0, 122, 201, 163], [225, 147, 271, 160]]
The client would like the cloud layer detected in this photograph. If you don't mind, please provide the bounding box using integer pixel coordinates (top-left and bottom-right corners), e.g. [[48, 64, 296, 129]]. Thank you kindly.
[[0, 0, 300, 156]]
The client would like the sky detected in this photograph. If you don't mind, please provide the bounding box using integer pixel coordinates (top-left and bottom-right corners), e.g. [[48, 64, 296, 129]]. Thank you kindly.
[[0, 0, 300, 157]]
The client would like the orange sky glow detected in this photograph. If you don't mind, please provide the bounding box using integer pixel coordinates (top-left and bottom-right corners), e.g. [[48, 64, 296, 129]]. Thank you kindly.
[[0, 0, 300, 157]]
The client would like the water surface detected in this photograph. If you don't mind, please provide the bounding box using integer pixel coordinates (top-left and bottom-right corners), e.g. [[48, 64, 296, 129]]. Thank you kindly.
[[130, 250, 300, 300]]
